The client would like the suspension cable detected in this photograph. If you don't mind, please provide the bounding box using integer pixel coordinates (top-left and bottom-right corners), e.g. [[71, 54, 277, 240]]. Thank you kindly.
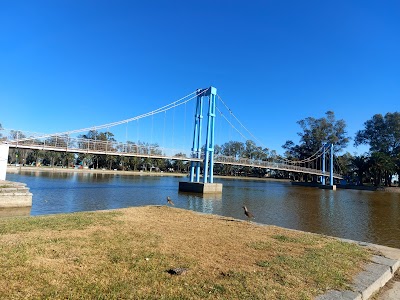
[[12, 89, 207, 142], [216, 106, 248, 141], [217, 94, 265, 147]]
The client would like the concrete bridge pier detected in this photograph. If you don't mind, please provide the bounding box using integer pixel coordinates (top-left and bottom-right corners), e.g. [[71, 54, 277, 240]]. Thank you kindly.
[[0, 144, 9, 181]]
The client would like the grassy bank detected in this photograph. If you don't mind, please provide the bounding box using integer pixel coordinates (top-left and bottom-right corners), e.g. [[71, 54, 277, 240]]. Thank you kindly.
[[0, 206, 370, 299]]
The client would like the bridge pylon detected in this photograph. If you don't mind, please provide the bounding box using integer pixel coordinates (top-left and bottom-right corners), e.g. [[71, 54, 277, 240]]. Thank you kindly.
[[320, 143, 336, 190], [179, 86, 222, 194]]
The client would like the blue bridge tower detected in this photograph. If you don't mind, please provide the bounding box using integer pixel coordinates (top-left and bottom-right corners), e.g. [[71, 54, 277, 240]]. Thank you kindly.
[[179, 86, 222, 193], [321, 143, 336, 190]]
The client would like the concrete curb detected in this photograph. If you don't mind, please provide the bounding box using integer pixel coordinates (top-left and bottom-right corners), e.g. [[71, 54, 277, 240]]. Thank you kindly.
[[316, 241, 400, 300]]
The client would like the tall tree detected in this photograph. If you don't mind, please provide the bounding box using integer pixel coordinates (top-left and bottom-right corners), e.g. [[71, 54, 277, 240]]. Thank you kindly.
[[282, 111, 350, 160], [355, 112, 400, 155], [243, 140, 257, 159], [221, 141, 245, 158], [355, 112, 400, 186]]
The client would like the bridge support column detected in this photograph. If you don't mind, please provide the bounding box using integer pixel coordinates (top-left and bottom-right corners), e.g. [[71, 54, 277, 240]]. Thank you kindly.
[[329, 143, 335, 188], [203, 87, 216, 184], [321, 146, 326, 185], [0, 144, 9, 181], [189, 90, 204, 183], [319, 143, 336, 190], [180, 86, 222, 194]]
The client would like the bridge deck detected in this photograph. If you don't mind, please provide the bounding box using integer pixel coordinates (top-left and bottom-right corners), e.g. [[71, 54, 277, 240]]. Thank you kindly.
[[5, 141, 342, 179]]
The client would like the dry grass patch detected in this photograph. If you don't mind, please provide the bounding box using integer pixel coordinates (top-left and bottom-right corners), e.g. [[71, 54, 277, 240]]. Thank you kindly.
[[0, 206, 370, 299]]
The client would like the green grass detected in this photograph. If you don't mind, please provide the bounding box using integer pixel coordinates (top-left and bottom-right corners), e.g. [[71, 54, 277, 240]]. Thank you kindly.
[[0, 207, 371, 300], [0, 211, 122, 234], [250, 234, 369, 294]]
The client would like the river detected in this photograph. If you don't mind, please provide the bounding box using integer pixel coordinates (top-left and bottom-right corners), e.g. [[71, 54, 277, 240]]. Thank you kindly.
[[4, 170, 400, 248]]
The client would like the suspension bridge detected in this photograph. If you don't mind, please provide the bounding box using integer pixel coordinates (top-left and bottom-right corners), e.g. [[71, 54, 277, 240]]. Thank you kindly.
[[0, 86, 342, 192]]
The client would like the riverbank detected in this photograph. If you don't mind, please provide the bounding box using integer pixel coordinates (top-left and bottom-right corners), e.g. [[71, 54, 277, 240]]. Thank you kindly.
[[6, 165, 291, 182], [6, 165, 189, 177], [0, 206, 371, 299]]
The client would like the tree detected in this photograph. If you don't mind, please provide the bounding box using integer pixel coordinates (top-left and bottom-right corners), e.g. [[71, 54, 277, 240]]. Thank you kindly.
[[59, 152, 75, 168], [127, 156, 140, 171], [214, 144, 222, 155], [243, 140, 257, 159], [106, 154, 118, 170], [368, 152, 395, 186], [283, 111, 350, 160], [9, 130, 26, 140], [395, 153, 400, 187], [355, 112, 400, 155], [336, 152, 353, 179], [355, 112, 400, 186], [221, 141, 245, 158], [173, 153, 188, 173], [350, 155, 369, 185]]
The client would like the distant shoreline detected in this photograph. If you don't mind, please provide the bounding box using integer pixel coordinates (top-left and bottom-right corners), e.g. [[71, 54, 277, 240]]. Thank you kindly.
[[6, 165, 289, 182], [6, 165, 399, 192]]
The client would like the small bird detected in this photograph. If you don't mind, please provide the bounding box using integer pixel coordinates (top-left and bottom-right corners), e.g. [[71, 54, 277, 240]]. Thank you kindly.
[[242, 206, 254, 220], [167, 196, 175, 206]]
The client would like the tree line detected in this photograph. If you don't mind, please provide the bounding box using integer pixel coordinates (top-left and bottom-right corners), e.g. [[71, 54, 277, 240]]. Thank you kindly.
[[282, 111, 400, 187], [1, 110, 400, 186]]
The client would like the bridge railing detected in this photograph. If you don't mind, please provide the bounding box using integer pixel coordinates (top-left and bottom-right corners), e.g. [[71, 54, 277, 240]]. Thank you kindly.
[[213, 155, 342, 178], [2, 131, 342, 178], [4, 134, 191, 161]]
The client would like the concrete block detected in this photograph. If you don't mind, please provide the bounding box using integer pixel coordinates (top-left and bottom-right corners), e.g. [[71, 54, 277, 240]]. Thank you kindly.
[[352, 262, 392, 300], [0, 180, 32, 207], [315, 290, 361, 300], [319, 185, 337, 190], [179, 182, 223, 194], [0, 193, 32, 207], [371, 255, 400, 274], [0, 206, 31, 217]]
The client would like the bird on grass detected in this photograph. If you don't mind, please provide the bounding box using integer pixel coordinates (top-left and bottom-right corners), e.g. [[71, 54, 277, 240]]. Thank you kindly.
[[242, 206, 254, 220], [167, 196, 175, 206]]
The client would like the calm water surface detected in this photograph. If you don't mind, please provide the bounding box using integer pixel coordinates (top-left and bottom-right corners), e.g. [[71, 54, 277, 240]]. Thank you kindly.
[[4, 171, 400, 248]]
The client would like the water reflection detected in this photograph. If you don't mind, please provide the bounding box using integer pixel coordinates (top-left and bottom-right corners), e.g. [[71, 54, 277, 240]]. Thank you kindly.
[[5, 171, 400, 248], [183, 192, 222, 214]]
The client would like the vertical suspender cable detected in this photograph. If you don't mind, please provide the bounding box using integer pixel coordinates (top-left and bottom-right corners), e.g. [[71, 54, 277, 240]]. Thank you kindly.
[[136, 119, 139, 154], [172, 107, 175, 153], [162, 111, 166, 152], [151, 114, 154, 146], [125, 122, 128, 153], [183, 102, 187, 154]]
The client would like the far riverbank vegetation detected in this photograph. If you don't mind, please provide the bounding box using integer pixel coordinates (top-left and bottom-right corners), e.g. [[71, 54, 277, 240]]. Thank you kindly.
[[1, 111, 400, 187]]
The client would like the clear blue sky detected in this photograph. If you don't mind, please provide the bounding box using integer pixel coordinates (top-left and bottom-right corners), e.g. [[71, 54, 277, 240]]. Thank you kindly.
[[1, 0, 399, 155]]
